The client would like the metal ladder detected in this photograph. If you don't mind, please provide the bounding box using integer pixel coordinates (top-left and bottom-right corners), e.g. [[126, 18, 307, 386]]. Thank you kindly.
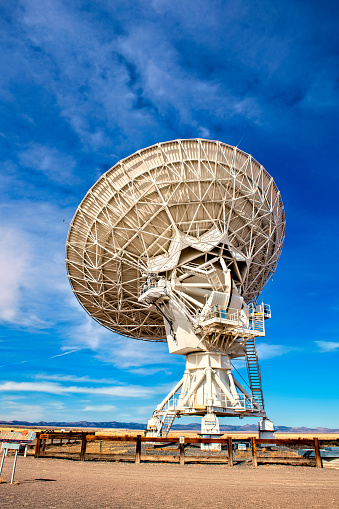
[[252, 312, 264, 334], [245, 338, 265, 410], [206, 263, 223, 291], [158, 410, 177, 437], [181, 263, 223, 291]]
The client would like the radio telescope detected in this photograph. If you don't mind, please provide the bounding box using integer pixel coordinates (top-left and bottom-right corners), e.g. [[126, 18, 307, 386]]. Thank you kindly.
[[66, 138, 285, 441]]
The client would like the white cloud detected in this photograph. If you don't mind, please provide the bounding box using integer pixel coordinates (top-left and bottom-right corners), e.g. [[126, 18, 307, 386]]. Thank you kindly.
[[315, 341, 339, 353], [0, 398, 67, 420], [231, 342, 296, 370], [231, 358, 246, 370], [83, 404, 116, 412], [0, 227, 31, 322], [0, 381, 153, 398], [0, 200, 75, 327], [0, 197, 171, 371], [118, 404, 157, 422], [256, 342, 296, 360], [47, 401, 65, 411], [65, 314, 172, 369], [98, 337, 170, 369], [128, 367, 172, 376], [198, 127, 211, 138], [0, 402, 45, 422], [18, 143, 77, 184], [0, 349, 82, 369], [33, 373, 119, 384], [66, 316, 111, 350], [14, 0, 264, 152]]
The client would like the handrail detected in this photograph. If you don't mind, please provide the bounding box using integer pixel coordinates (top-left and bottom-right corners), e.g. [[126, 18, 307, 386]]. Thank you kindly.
[[197, 306, 265, 334], [160, 392, 262, 412]]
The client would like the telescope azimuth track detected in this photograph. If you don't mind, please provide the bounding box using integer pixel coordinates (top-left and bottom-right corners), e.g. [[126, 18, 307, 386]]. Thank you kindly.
[[66, 138, 285, 443]]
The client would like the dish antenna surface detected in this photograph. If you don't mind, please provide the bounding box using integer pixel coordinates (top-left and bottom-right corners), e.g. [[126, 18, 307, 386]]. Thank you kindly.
[[66, 139, 285, 442]]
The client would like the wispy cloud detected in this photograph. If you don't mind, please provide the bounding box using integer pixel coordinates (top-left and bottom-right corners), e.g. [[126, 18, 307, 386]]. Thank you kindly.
[[0, 349, 82, 369], [0, 381, 153, 398], [18, 143, 77, 184], [0, 403, 46, 422], [0, 227, 31, 322], [128, 367, 172, 376], [0, 199, 78, 330], [32, 373, 120, 384], [315, 341, 339, 353], [256, 342, 297, 360], [65, 316, 111, 350], [65, 315, 172, 369], [82, 404, 116, 412]]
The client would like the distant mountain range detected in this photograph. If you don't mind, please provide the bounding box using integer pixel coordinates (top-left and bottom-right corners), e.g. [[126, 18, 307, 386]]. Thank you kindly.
[[1, 420, 338, 433]]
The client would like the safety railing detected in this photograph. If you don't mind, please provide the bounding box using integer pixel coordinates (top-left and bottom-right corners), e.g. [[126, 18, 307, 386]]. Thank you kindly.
[[197, 306, 265, 335], [160, 392, 262, 413], [211, 392, 262, 411]]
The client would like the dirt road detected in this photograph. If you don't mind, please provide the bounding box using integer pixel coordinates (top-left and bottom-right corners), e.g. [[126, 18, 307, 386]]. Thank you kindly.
[[0, 456, 338, 508]]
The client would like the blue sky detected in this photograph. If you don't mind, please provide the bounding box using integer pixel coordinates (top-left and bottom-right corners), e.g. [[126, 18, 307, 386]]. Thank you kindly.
[[0, 0, 338, 428]]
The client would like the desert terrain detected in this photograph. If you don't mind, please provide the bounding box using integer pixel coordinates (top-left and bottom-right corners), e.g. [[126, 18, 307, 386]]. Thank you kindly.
[[1, 426, 338, 507], [0, 456, 338, 508]]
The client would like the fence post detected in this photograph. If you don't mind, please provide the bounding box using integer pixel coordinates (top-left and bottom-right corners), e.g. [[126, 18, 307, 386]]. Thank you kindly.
[[179, 443, 185, 466], [251, 437, 258, 467], [227, 437, 233, 467], [80, 433, 87, 461], [34, 436, 41, 459], [314, 438, 323, 468], [135, 435, 142, 465]]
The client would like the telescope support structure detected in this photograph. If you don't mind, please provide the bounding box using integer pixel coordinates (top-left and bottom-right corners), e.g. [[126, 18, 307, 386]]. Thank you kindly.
[[65, 139, 285, 450], [146, 351, 266, 449], [140, 276, 270, 447]]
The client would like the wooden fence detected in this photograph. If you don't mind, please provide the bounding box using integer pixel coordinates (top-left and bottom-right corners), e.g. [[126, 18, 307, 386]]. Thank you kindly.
[[32, 431, 327, 468]]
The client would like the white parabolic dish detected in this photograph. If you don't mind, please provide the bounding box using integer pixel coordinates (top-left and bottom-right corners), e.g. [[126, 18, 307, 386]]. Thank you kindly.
[[66, 139, 285, 342]]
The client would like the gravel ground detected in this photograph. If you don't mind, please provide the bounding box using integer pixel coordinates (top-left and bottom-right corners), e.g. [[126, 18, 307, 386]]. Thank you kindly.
[[0, 456, 338, 508]]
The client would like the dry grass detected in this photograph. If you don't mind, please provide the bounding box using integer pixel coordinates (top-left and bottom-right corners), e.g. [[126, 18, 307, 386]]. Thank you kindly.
[[1, 425, 338, 441], [95, 429, 339, 441]]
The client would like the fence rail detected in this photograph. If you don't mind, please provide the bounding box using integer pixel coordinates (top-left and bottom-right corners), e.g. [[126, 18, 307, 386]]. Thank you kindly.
[[32, 431, 328, 468]]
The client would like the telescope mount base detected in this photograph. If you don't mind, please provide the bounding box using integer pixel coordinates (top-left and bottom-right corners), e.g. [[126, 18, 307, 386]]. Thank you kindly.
[[146, 351, 265, 448]]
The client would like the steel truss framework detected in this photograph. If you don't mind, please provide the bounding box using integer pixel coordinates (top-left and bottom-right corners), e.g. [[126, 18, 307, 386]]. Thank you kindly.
[[66, 139, 285, 341], [66, 139, 285, 342], [66, 139, 286, 439]]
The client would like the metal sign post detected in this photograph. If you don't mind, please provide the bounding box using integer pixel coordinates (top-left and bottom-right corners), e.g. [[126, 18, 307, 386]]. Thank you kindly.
[[0, 430, 36, 484], [0, 443, 22, 484]]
